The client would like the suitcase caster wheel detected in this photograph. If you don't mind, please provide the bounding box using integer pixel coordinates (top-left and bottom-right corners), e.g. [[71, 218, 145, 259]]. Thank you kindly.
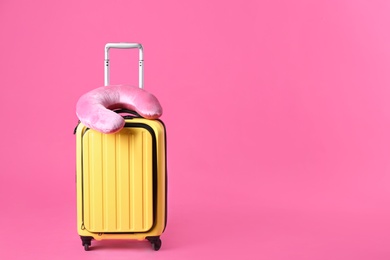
[[147, 236, 162, 251], [80, 236, 93, 251], [151, 239, 161, 251]]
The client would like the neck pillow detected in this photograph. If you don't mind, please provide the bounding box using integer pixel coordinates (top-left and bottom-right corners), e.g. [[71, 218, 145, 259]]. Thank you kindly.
[[76, 85, 163, 134]]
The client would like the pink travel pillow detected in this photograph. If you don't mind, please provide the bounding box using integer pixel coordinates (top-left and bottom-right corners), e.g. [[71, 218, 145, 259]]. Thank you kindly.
[[76, 85, 163, 134]]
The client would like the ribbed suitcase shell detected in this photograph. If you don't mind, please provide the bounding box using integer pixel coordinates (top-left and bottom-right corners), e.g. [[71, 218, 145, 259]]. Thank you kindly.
[[82, 127, 154, 232], [75, 118, 166, 242]]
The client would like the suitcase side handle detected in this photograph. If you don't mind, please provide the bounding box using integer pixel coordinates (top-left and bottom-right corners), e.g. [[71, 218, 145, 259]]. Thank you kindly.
[[104, 43, 144, 88]]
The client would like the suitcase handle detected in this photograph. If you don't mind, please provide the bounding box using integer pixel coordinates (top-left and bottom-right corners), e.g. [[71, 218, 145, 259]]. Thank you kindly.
[[113, 108, 142, 119], [104, 43, 144, 88]]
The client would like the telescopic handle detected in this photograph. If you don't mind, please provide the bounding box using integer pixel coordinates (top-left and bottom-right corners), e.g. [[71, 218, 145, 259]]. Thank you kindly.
[[104, 43, 144, 88]]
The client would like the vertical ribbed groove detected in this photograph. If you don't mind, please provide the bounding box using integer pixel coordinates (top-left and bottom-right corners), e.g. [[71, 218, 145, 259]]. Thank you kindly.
[[141, 132, 144, 230], [87, 134, 91, 230], [129, 134, 132, 230], [145, 131, 148, 229], [90, 133, 94, 230], [129, 133, 133, 230], [114, 134, 117, 231], [131, 132, 136, 230], [117, 133, 122, 230], [101, 134, 104, 230], [116, 134, 120, 230]]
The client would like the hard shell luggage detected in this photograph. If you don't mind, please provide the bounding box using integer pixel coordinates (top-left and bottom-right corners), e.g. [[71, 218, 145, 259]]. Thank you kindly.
[[74, 43, 167, 251]]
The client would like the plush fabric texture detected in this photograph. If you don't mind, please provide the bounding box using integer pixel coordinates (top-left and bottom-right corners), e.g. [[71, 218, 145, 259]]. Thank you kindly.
[[76, 85, 163, 133]]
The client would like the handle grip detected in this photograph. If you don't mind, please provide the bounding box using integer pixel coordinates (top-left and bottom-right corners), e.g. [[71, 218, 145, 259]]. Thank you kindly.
[[104, 42, 144, 88]]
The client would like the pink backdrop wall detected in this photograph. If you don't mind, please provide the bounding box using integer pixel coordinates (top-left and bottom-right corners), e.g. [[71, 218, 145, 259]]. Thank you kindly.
[[1, 0, 390, 259]]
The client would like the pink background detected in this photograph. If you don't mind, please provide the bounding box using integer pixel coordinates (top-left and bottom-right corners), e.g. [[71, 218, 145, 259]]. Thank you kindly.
[[1, 0, 390, 259]]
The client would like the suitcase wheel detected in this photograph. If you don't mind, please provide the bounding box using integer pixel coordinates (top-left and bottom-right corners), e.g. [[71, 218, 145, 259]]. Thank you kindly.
[[80, 236, 93, 251], [147, 236, 162, 251], [151, 239, 162, 251]]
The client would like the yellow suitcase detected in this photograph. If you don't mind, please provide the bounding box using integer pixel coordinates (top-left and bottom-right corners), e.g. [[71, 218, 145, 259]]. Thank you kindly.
[[75, 113, 167, 251], [75, 43, 167, 251]]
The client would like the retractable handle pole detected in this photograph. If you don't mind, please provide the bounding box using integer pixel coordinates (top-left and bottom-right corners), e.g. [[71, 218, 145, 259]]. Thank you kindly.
[[104, 43, 144, 88]]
